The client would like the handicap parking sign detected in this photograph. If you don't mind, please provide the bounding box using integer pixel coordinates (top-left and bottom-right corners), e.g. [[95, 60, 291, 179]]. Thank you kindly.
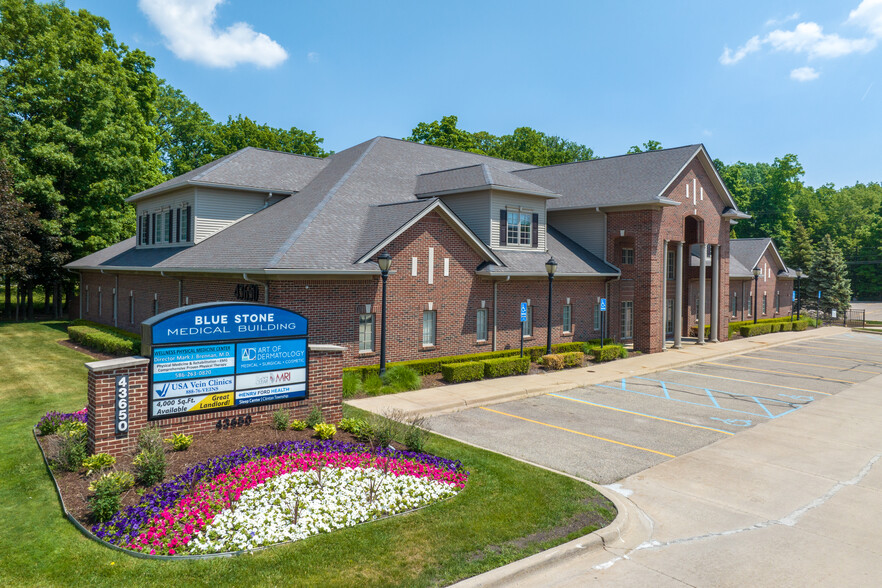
[[520, 302, 527, 322], [792, 291, 796, 302], [600, 298, 607, 312]]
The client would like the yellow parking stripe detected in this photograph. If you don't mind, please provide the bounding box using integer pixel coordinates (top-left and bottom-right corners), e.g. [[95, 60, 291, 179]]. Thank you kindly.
[[770, 348, 882, 365], [790, 344, 882, 359], [669, 370, 832, 395], [704, 362, 858, 384], [740, 355, 881, 375], [478, 407, 676, 458], [808, 341, 882, 353], [548, 394, 734, 435]]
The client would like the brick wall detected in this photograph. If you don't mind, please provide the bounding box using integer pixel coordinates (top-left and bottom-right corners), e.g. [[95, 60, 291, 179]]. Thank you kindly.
[[87, 348, 343, 458], [728, 250, 794, 322]]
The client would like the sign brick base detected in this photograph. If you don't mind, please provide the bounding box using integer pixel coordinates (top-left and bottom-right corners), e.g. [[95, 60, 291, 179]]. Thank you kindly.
[[86, 345, 344, 457]]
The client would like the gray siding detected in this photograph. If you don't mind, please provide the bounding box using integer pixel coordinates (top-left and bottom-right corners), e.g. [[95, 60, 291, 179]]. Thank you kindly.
[[489, 192, 547, 251], [547, 209, 606, 259], [135, 188, 194, 248], [439, 191, 491, 245], [194, 187, 272, 243]]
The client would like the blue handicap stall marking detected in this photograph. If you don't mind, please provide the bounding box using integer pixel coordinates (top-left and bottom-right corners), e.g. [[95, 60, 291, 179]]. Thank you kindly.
[[710, 417, 752, 427], [595, 376, 804, 420]]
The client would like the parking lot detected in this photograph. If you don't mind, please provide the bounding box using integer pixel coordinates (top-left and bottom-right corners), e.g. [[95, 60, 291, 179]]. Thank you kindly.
[[428, 332, 882, 484]]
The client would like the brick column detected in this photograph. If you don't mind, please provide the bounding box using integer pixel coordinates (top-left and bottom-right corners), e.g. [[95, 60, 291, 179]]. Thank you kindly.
[[86, 357, 150, 457]]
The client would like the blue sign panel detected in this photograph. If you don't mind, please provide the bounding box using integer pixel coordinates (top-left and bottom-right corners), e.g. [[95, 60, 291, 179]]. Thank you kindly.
[[145, 303, 307, 347], [600, 298, 607, 312], [818, 290, 822, 299], [792, 291, 796, 302], [520, 302, 528, 322], [236, 339, 307, 375], [152, 344, 235, 382], [234, 383, 307, 406]]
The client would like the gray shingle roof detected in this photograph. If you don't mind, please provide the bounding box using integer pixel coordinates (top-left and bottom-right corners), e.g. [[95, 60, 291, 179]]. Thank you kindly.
[[478, 227, 617, 276], [513, 145, 703, 209], [356, 200, 435, 260], [414, 163, 558, 198], [729, 238, 793, 279], [127, 147, 329, 202]]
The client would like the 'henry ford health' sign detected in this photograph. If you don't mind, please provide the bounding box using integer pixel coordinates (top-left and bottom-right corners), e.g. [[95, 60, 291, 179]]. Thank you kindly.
[[142, 303, 308, 420]]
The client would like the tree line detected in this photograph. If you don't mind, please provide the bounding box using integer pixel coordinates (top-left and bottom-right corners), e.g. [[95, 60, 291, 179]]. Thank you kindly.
[[0, 0, 875, 320]]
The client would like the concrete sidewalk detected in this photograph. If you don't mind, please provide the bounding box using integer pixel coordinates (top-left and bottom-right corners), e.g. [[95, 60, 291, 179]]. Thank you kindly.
[[348, 326, 847, 418]]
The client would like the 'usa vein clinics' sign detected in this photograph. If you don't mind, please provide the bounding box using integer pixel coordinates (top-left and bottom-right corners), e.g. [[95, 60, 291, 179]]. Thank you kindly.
[[141, 303, 308, 420]]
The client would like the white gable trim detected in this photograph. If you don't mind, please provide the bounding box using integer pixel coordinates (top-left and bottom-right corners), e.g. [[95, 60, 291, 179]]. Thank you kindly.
[[656, 145, 739, 210], [356, 199, 503, 266], [751, 240, 788, 274]]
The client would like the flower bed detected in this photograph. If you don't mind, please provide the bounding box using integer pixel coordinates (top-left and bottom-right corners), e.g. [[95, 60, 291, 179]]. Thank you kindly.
[[92, 440, 468, 555]]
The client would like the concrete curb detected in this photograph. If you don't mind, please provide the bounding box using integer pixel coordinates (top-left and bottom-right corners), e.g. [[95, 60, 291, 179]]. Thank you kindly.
[[348, 327, 846, 419]]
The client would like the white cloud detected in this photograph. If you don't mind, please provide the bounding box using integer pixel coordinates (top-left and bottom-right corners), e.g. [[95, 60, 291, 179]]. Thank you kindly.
[[720, 35, 763, 65], [790, 66, 820, 81], [766, 12, 800, 27], [848, 0, 882, 38], [138, 0, 288, 68], [767, 22, 875, 58]]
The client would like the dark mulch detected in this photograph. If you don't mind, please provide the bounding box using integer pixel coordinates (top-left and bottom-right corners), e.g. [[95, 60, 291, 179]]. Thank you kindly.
[[57, 338, 116, 361], [36, 424, 404, 529]]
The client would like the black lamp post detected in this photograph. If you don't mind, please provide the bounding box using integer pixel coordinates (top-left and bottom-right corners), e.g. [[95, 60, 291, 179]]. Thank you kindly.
[[545, 257, 557, 355], [752, 266, 761, 324], [377, 251, 392, 376], [795, 268, 802, 320]]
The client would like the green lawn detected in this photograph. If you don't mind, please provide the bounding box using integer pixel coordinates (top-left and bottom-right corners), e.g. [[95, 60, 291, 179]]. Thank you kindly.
[[0, 321, 615, 587]]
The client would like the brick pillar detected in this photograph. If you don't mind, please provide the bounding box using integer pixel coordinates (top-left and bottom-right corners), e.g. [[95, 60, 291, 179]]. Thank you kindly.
[[86, 357, 149, 457], [306, 345, 345, 423]]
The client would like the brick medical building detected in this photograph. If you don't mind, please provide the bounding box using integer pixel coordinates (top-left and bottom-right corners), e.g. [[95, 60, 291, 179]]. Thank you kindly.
[[68, 137, 794, 365]]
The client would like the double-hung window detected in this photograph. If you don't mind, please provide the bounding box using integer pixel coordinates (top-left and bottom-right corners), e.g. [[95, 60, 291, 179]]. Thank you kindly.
[[522, 306, 533, 337], [762, 293, 768, 315], [359, 313, 374, 352], [476, 309, 488, 342], [666, 299, 674, 334], [622, 248, 634, 265], [666, 250, 675, 279], [594, 303, 601, 331], [747, 293, 753, 316], [732, 292, 738, 317], [775, 291, 780, 313], [422, 311, 436, 346], [621, 301, 634, 339], [562, 304, 572, 334], [506, 209, 532, 246]]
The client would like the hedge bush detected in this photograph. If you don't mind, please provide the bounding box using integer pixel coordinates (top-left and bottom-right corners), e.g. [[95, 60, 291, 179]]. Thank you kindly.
[[589, 344, 624, 362], [542, 354, 565, 370], [562, 351, 585, 367], [483, 356, 530, 378], [441, 361, 485, 383], [68, 325, 140, 356], [739, 323, 773, 337], [728, 317, 803, 337], [542, 351, 585, 370]]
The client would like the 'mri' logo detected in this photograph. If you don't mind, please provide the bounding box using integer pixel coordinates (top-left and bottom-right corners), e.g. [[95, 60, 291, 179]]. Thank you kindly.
[[241, 348, 256, 361]]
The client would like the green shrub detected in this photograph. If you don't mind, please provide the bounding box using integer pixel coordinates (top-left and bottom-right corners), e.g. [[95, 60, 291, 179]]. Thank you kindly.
[[338, 417, 372, 441], [404, 415, 430, 453], [739, 323, 773, 337], [306, 405, 324, 428], [341, 371, 361, 398], [589, 345, 624, 362], [619, 347, 629, 359], [792, 319, 808, 331], [483, 356, 530, 378], [441, 361, 485, 383], [56, 423, 88, 471], [542, 354, 565, 370], [164, 433, 193, 451], [133, 449, 166, 486], [82, 453, 116, 476], [289, 419, 307, 431], [67, 321, 140, 355], [313, 423, 336, 440], [562, 351, 585, 367], [367, 412, 403, 448], [272, 408, 290, 431], [362, 373, 384, 395], [136, 425, 164, 454], [382, 365, 421, 391], [87, 471, 134, 523]]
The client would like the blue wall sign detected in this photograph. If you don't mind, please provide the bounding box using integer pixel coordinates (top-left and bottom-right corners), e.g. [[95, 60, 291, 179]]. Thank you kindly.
[[143, 302, 309, 421], [520, 302, 527, 322]]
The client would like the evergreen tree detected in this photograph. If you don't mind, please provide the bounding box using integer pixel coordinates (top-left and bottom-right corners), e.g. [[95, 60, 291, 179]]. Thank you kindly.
[[787, 221, 814, 274], [807, 234, 852, 314]]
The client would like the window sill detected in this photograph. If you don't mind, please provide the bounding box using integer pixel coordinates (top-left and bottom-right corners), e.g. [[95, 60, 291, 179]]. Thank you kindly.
[[358, 350, 376, 356], [522, 336, 534, 341], [420, 345, 436, 351], [475, 340, 491, 346], [561, 331, 573, 337]]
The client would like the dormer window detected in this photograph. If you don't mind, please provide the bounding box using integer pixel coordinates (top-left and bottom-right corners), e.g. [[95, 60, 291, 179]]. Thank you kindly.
[[506, 208, 533, 247]]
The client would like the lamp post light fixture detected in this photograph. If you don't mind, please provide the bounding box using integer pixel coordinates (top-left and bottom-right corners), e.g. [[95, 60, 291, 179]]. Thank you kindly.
[[377, 251, 392, 376], [752, 266, 761, 324], [795, 268, 803, 320], [545, 257, 557, 355]]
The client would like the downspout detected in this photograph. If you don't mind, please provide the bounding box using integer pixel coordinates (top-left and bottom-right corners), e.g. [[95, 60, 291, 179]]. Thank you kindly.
[[243, 273, 269, 304], [160, 271, 183, 307]]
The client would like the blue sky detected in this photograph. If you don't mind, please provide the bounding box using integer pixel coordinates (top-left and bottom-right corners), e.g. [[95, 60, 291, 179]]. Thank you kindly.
[[66, 0, 882, 189]]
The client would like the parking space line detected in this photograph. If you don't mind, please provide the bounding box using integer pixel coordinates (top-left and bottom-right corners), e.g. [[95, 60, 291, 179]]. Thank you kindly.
[[597, 379, 797, 419], [769, 349, 882, 366], [803, 341, 882, 354], [739, 355, 881, 375], [669, 370, 832, 395], [792, 343, 882, 358], [547, 393, 734, 435], [703, 362, 858, 384], [478, 407, 676, 458]]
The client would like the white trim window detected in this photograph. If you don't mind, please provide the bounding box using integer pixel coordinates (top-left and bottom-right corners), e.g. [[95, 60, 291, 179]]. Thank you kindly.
[[666, 299, 674, 334], [522, 306, 533, 337], [621, 301, 633, 339], [506, 209, 532, 247], [747, 292, 752, 317], [763, 293, 768, 315], [422, 310, 436, 346], [476, 309, 488, 342], [129, 292, 135, 324], [666, 250, 675, 280], [621, 248, 634, 265], [85, 285, 90, 313], [562, 304, 572, 333], [594, 303, 601, 331], [731, 292, 738, 317], [358, 313, 374, 352]]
